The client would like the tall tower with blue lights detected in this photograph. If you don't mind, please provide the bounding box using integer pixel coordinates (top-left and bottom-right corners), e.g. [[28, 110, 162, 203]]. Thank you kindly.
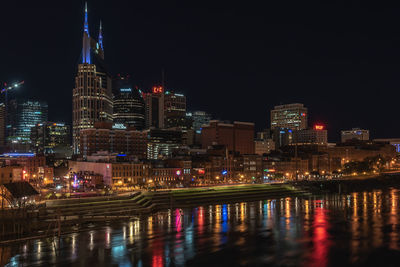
[[73, 2, 113, 154], [82, 2, 91, 64]]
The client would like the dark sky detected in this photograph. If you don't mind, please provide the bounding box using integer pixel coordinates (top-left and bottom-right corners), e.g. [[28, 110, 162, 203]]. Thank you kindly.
[[0, 1, 399, 141]]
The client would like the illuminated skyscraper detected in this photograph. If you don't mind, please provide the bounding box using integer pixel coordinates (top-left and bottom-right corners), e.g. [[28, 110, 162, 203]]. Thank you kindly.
[[144, 86, 165, 129], [113, 76, 145, 130], [7, 100, 48, 151], [0, 103, 5, 151], [31, 122, 70, 154], [188, 111, 211, 134], [270, 103, 308, 130], [164, 91, 189, 129], [73, 3, 113, 153]]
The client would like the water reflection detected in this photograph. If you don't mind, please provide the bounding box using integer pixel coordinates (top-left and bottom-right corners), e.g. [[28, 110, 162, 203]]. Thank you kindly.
[[4, 188, 400, 266]]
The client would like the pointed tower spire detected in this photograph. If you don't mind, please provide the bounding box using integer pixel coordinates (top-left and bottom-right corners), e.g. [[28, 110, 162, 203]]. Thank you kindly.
[[82, 2, 91, 63], [98, 20, 104, 50], [84, 2, 89, 36]]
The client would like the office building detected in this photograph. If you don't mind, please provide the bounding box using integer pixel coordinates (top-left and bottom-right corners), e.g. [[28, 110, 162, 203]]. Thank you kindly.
[[30, 122, 70, 154], [254, 139, 275, 155], [147, 129, 183, 159], [256, 129, 273, 140], [272, 128, 293, 148], [271, 103, 307, 130], [374, 138, 400, 153], [293, 125, 328, 145], [73, 4, 113, 153], [80, 122, 147, 158], [341, 128, 369, 143], [113, 85, 145, 130], [201, 120, 255, 154], [164, 91, 188, 128], [7, 100, 48, 150], [144, 86, 164, 129], [188, 111, 211, 134], [0, 103, 5, 150]]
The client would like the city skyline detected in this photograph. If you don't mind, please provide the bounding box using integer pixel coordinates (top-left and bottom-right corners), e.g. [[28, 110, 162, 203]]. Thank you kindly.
[[1, 1, 399, 141]]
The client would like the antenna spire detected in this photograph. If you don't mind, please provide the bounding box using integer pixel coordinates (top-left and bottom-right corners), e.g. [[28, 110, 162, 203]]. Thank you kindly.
[[82, 2, 91, 63], [98, 20, 104, 50]]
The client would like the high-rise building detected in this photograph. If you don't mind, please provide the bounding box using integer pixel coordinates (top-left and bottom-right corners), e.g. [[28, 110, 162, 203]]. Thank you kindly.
[[293, 125, 328, 145], [341, 128, 369, 143], [164, 91, 188, 128], [272, 128, 293, 148], [113, 76, 145, 130], [30, 122, 70, 154], [270, 103, 308, 130], [7, 100, 48, 151], [201, 120, 255, 154], [80, 122, 147, 158], [73, 4, 113, 153], [144, 86, 164, 129], [0, 103, 5, 151], [188, 111, 211, 134], [147, 129, 183, 159]]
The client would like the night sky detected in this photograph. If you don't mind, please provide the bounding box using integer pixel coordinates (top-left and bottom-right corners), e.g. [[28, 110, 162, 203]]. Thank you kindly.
[[1, 1, 399, 141]]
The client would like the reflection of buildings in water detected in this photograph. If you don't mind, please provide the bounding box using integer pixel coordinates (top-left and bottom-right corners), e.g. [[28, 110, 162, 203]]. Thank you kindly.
[[214, 205, 221, 244], [105, 228, 111, 249], [222, 204, 228, 233], [197, 207, 205, 235], [285, 198, 291, 230], [239, 202, 247, 233], [304, 199, 311, 232], [209, 205, 213, 231], [89, 231, 95, 251], [70, 233, 79, 261], [309, 206, 330, 267], [151, 235, 164, 267], [350, 192, 360, 263], [372, 190, 383, 248], [148, 216, 154, 237], [389, 189, 399, 250], [36, 240, 42, 261], [249, 203, 256, 229], [175, 209, 182, 233], [168, 209, 172, 231], [173, 209, 184, 265]]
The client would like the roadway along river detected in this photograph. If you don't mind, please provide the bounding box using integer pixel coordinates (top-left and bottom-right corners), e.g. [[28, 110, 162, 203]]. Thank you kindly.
[[2, 187, 400, 266]]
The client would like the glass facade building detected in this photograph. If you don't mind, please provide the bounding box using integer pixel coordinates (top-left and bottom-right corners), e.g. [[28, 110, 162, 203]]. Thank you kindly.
[[30, 122, 70, 154], [7, 100, 48, 149], [270, 103, 308, 131], [187, 111, 211, 134], [113, 86, 145, 130]]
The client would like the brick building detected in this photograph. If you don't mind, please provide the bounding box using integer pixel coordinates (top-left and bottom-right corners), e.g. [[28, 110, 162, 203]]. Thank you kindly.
[[201, 120, 255, 154], [80, 122, 147, 158]]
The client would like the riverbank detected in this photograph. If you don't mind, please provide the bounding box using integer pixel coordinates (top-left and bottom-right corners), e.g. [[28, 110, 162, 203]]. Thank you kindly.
[[292, 173, 400, 193], [0, 183, 307, 243]]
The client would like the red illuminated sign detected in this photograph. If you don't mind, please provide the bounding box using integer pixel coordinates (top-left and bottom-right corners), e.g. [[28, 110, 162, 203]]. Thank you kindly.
[[314, 125, 325, 130], [152, 86, 164, 94]]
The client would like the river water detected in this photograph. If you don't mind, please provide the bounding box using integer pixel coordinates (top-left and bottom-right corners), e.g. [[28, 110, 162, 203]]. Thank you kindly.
[[2, 188, 400, 266]]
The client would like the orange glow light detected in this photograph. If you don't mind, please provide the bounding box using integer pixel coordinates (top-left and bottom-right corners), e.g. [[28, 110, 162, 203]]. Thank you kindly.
[[152, 86, 164, 94], [314, 125, 324, 130]]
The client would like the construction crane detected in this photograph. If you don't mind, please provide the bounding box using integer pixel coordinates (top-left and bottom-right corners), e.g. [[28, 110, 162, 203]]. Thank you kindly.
[[1, 81, 24, 94]]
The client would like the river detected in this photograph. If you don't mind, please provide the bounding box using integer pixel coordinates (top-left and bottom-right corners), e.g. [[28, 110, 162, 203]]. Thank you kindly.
[[2, 188, 400, 266]]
